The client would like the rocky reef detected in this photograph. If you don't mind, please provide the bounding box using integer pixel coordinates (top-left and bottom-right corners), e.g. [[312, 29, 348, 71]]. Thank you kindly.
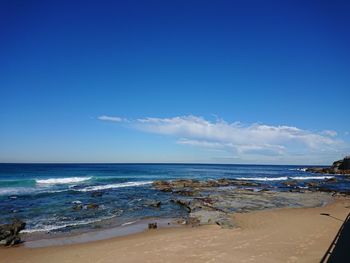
[[152, 179, 334, 229], [0, 219, 26, 247], [306, 156, 350, 175]]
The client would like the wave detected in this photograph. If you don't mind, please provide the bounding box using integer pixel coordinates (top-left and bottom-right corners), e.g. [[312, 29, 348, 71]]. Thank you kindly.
[[237, 175, 334, 181], [0, 187, 37, 196], [121, 220, 137, 226], [36, 177, 92, 185], [76, 181, 153, 192], [289, 168, 307, 172], [237, 177, 288, 181], [290, 176, 334, 180], [0, 180, 152, 196], [21, 215, 117, 233], [0, 187, 72, 196]]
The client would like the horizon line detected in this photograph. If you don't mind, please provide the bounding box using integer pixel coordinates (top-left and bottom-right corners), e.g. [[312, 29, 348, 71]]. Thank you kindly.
[[0, 162, 328, 167]]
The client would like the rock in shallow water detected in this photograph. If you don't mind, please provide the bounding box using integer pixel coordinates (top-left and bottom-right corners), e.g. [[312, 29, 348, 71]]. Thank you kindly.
[[0, 219, 26, 247], [153, 178, 334, 230], [86, 203, 99, 209], [148, 223, 157, 229]]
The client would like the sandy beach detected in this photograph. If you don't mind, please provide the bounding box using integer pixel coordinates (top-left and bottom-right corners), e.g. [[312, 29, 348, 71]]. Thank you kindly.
[[1, 197, 349, 263]]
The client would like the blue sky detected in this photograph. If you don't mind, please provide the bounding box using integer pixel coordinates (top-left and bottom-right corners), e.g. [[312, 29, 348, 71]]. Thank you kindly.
[[0, 0, 349, 164]]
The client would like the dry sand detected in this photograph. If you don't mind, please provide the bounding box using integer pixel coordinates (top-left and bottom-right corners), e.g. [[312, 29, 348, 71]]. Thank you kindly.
[[1, 197, 350, 263]]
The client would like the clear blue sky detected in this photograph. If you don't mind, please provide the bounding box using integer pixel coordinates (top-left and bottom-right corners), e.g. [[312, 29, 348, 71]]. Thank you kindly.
[[0, 0, 349, 164]]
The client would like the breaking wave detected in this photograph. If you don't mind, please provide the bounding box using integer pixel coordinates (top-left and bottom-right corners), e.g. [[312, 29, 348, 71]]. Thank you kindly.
[[36, 177, 92, 185], [22, 215, 117, 233], [237, 176, 288, 181], [290, 176, 334, 180], [237, 175, 334, 181], [75, 181, 153, 192]]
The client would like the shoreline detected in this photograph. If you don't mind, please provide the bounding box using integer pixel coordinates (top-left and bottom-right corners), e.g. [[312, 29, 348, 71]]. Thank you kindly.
[[1, 196, 350, 262], [23, 217, 183, 248], [21, 196, 333, 248]]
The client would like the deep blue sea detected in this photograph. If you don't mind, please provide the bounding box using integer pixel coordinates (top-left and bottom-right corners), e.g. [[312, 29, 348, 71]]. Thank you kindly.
[[0, 163, 348, 235]]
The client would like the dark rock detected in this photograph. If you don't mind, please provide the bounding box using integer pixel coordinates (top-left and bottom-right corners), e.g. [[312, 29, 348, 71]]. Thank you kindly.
[[325, 177, 337, 183], [172, 199, 191, 211], [145, 200, 161, 208], [152, 181, 172, 192], [153, 178, 260, 192], [306, 181, 320, 188], [73, 204, 83, 211], [196, 197, 214, 205], [216, 218, 234, 229], [333, 156, 350, 171], [281, 180, 298, 187], [151, 201, 161, 208], [317, 187, 335, 193], [86, 203, 99, 209], [217, 179, 261, 187], [173, 190, 197, 196], [258, 188, 270, 192], [306, 156, 350, 175], [148, 222, 157, 229], [0, 219, 26, 247], [186, 216, 200, 227]]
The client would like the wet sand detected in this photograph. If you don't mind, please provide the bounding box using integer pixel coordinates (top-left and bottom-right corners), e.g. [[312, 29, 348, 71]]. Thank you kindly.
[[1, 197, 349, 263]]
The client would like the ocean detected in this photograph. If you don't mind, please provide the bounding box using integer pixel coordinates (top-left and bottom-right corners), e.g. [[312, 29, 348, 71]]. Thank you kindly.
[[0, 163, 348, 236]]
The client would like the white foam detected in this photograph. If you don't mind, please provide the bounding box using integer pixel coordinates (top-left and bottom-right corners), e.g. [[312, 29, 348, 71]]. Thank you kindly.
[[237, 175, 334, 181], [21, 215, 117, 233], [76, 181, 153, 192], [289, 168, 307, 172], [0, 187, 37, 196], [36, 177, 92, 185], [290, 176, 334, 180], [121, 221, 137, 226], [237, 177, 288, 181]]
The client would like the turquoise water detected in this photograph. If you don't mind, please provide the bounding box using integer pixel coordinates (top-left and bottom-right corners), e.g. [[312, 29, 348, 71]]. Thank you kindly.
[[0, 163, 347, 234]]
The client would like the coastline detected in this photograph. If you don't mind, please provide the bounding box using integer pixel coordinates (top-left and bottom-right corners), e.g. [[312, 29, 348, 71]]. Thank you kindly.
[[1, 196, 349, 263]]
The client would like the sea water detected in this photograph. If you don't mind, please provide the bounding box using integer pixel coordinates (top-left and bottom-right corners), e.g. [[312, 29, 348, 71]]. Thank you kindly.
[[0, 163, 347, 235]]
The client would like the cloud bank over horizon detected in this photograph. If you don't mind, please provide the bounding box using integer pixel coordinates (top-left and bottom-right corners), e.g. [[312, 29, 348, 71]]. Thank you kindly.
[[98, 115, 348, 164]]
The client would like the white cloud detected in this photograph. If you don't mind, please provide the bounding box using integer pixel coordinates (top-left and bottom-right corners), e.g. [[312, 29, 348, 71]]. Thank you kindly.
[[98, 115, 124, 122], [321, 130, 338, 137], [133, 115, 342, 154], [98, 114, 347, 162]]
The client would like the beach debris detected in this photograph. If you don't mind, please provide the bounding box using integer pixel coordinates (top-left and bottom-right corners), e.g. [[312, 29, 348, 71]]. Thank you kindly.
[[0, 219, 26, 247], [148, 222, 157, 229]]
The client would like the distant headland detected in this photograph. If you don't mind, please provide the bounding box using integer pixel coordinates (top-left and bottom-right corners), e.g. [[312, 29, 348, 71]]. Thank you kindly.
[[307, 156, 350, 175]]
